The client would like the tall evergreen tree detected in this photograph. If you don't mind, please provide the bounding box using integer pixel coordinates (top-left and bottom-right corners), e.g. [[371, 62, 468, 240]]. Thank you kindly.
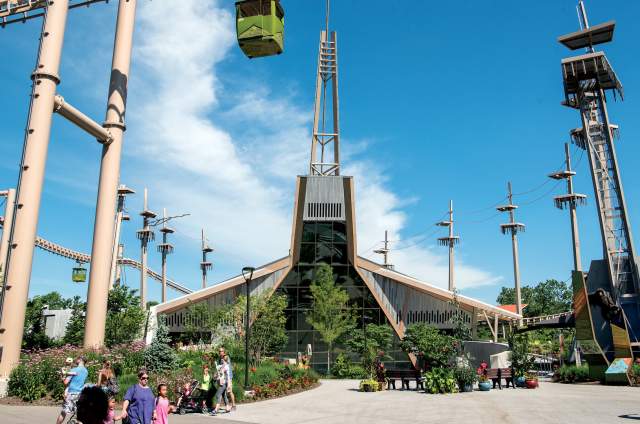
[[306, 263, 355, 374], [144, 318, 178, 373]]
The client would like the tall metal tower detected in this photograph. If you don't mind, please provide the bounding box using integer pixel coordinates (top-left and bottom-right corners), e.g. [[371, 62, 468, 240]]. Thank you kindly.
[[549, 144, 587, 273], [200, 229, 213, 289], [437, 200, 460, 292], [559, 1, 639, 349], [374, 230, 393, 269], [309, 0, 340, 176], [497, 182, 525, 325], [136, 188, 156, 308], [109, 185, 134, 289], [157, 209, 174, 303]]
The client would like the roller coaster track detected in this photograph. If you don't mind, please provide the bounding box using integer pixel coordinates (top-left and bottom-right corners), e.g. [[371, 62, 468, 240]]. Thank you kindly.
[[1, 218, 192, 294], [518, 311, 575, 332]]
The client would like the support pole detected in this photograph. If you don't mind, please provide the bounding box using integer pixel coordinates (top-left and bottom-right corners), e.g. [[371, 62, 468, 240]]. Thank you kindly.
[[109, 185, 133, 289], [84, 0, 137, 348], [566, 144, 583, 272], [0, 190, 16, 279], [448, 200, 455, 292], [0, 0, 69, 377], [494, 314, 499, 343], [512, 229, 523, 326]]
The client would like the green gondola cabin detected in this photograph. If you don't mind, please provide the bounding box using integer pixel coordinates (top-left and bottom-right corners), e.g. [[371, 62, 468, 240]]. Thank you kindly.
[[235, 0, 284, 58], [72, 265, 87, 283]]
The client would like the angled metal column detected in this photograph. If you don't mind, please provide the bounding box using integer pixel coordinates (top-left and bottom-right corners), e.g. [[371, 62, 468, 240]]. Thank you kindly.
[[84, 0, 137, 348], [437, 200, 460, 292], [0, 189, 16, 280], [497, 183, 525, 326], [0, 0, 69, 376]]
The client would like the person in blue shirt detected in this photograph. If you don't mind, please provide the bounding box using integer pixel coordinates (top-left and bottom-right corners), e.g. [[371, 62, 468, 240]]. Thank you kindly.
[[56, 356, 89, 424], [121, 370, 156, 424]]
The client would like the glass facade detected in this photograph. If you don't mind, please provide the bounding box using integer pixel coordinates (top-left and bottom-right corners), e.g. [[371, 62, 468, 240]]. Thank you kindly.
[[277, 221, 411, 372]]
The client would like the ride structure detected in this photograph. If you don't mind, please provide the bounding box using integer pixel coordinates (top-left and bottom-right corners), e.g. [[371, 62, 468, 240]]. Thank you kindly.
[[235, 0, 284, 59], [559, 0, 638, 380]]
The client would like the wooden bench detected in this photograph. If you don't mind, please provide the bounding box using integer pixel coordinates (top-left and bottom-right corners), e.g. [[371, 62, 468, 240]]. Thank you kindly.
[[385, 368, 424, 390], [486, 368, 515, 389]]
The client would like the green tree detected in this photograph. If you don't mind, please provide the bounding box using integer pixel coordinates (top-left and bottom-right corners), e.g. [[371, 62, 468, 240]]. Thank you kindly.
[[105, 285, 146, 346], [345, 323, 393, 375], [306, 263, 355, 374], [23, 292, 75, 349], [399, 323, 456, 370], [184, 301, 232, 344], [63, 299, 86, 345], [144, 317, 178, 372], [448, 290, 472, 351], [496, 279, 571, 318], [250, 292, 288, 364]]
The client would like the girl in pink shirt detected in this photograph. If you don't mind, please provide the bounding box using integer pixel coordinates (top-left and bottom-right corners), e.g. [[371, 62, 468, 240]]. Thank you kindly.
[[154, 384, 174, 424]]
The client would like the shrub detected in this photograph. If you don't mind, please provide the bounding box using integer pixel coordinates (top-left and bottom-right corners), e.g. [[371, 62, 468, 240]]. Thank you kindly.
[[558, 365, 591, 383], [453, 365, 477, 389], [423, 367, 457, 394], [144, 320, 177, 373], [358, 378, 379, 392], [400, 324, 456, 369], [631, 364, 640, 385], [332, 353, 366, 379]]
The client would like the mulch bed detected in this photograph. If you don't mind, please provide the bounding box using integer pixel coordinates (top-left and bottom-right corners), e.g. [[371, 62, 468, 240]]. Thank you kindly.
[[240, 381, 321, 404], [0, 396, 59, 406]]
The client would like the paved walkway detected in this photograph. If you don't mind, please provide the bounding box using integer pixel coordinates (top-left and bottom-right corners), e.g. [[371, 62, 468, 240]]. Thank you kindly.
[[1, 380, 639, 423]]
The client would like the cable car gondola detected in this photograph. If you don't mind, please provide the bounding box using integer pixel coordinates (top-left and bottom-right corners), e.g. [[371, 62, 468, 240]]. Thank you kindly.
[[235, 0, 284, 58], [72, 263, 87, 283]]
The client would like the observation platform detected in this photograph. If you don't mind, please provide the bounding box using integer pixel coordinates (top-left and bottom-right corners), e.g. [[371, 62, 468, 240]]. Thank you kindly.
[[562, 52, 623, 99], [558, 21, 615, 50]]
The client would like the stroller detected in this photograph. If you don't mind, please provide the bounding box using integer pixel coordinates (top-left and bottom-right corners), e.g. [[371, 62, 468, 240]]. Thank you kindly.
[[176, 380, 209, 415]]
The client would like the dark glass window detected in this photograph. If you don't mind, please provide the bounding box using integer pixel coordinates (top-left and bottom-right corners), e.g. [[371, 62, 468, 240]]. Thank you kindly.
[[276, 220, 411, 370]]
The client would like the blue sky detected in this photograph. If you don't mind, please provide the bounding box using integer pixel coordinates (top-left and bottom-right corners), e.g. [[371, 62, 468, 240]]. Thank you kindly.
[[0, 0, 639, 306]]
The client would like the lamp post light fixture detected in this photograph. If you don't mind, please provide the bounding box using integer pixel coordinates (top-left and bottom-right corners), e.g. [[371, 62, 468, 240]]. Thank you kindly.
[[242, 266, 255, 391]]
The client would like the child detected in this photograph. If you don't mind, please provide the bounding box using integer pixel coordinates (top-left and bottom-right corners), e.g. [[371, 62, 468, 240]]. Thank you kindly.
[[60, 357, 74, 398], [175, 382, 191, 409], [155, 383, 174, 424], [103, 395, 123, 424]]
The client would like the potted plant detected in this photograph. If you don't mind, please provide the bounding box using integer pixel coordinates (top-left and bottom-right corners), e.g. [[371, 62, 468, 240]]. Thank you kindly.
[[359, 378, 379, 392], [525, 372, 539, 389], [454, 365, 477, 392], [477, 362, 491, 391]]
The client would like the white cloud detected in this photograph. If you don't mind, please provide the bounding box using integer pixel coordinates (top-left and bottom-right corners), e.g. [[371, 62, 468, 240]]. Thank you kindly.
[[124, 0, 501, 290]]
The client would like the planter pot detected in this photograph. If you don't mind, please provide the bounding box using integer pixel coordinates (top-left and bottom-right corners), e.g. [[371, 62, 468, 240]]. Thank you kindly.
[[378, 382, 385, 391], [525, 379, 539, 389], [478, 381, 492, 391], [516, 376, 526, 387], [363, 385, 372, 392], [460, 383, 474, 393]]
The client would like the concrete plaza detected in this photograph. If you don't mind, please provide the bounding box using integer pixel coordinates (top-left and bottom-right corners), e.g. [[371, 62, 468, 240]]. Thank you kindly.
[[1, 379, 638, 424]]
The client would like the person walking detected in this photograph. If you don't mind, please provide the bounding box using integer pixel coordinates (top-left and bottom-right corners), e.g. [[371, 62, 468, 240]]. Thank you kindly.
[[154, 383, 175, 424], [121, 370, 156, 424], [210, 357, 230, 416], [218, 347, 236, 410], [97, 360, 118, 394], [56, 356, 88, 424]]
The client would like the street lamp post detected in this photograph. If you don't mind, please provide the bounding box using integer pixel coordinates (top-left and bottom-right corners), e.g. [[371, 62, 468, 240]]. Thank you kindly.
[[242, 266, 255, 391]]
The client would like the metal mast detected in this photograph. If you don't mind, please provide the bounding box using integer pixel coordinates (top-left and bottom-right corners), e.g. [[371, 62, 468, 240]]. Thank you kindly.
[[309, 0, 340, 176], [497, 182, 525, 325], [374, 230, 393, 269], [157, 208, 174, 303], [437, 200, 460, 292], [200, 229, 213, 290], [109, 185, 134, 289], [136, 188, 156, 308], [559, 1, 639, 335], [549, 144, 587, 272]]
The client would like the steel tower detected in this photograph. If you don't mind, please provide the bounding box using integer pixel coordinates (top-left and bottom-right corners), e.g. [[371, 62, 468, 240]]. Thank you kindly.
[[558, 1, 639, 355], [309, 0, 340, 176]]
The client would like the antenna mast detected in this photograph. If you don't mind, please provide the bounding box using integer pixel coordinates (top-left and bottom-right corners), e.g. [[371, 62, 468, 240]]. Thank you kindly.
[[437, 200, 460, 292], [310, 0, 340, 176]]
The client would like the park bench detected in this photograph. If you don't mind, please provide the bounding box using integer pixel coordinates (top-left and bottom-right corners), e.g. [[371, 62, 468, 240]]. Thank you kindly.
[[486, 368, 515, 390], [386, 368, 424, 390]]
